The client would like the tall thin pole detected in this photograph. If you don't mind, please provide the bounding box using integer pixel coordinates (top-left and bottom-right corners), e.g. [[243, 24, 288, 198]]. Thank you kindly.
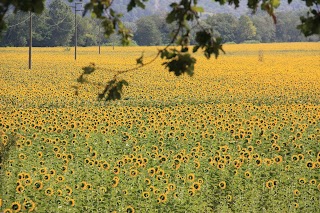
[[72, 2, 82, 60], [74, 3, 77, 60], [29, 11, 32, 69]]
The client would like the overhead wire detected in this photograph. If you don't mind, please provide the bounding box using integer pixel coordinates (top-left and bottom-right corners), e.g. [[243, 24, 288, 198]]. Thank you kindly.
[[6, 15, 31, 28]]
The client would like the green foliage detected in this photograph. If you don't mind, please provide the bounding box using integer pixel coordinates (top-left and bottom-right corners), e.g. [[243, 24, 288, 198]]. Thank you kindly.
[[237, 15, 257, 43], [134, 17, 162, 46], [98, 79, 129, 101], [193, 30, 225, 59], [161, 49, 196, 76], [298, 9, 320, 36], [127, 0, 149, 11], [205, 13, 238, 43], [82, 63, 96, 75], [46, 0, 74, 46]]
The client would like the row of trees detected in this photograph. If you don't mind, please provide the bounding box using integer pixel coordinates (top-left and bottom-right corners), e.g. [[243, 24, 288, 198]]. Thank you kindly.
[[0, 0, 318, 47], [0, 0, 108, 47], [134, 12, 319, 46]]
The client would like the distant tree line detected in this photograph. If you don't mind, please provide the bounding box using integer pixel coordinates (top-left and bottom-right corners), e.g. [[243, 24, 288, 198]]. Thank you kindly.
[[134, 12, 319, 45], [0, 0, 318, 47]]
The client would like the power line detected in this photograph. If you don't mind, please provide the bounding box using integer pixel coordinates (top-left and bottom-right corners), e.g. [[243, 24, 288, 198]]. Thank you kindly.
[[6, 16, 30, 28], [71, 2, 83, 60], [36, 15, 68, 27]]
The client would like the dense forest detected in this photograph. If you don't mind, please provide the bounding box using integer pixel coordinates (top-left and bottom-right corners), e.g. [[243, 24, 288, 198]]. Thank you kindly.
[[0, 0, 318, 47]]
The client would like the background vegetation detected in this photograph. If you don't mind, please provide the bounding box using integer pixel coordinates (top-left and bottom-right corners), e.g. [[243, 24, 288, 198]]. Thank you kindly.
[[0, 0, 319, 47]]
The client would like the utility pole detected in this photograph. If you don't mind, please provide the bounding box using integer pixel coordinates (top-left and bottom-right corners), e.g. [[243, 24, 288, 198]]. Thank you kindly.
[[29, 11, 32, 69], [71, 2, 82, 60]]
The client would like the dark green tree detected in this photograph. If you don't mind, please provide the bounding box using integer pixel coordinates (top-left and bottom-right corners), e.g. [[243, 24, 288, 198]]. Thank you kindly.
[[72, 16, 99, 46], [32, 9, 52, 46], [0, 12, 29, 46], [134, 16, 162, 46], [252, 14, 276, 42], [236, 15, 257, 43], [206, 13, 238, 43], [276, 11, 306, 42], [46, 0, 74, 46]]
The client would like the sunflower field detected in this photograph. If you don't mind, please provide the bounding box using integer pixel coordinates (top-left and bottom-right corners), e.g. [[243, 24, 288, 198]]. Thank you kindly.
[[0, 43, 319, 212]]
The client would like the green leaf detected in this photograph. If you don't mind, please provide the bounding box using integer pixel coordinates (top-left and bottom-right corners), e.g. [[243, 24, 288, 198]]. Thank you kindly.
[[297, 11, 320, 36], [82, 63, 96, 75], [191, 6, 204, 13], [98, 79, 128, 101], [163, 52, 196, 77]]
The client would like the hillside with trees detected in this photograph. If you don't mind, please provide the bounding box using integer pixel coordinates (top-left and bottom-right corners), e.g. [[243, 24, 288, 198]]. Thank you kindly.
[[0, 0, 318, 47]]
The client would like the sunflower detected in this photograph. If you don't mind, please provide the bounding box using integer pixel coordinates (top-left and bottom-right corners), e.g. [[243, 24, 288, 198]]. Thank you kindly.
[[45, 188, 54, 196], [17, 173, 24, 180], [255, 158, 262, 166], [142, 191, 150, 199], [43, 174, 50, 181], [309, 179, 317, 185], [112, 177, 119, 188], [11, 202, 21, 212], [39, 168, 47, 174], [298, 154, 304, 160], [274, 156, 283, 164], [3, 209, 13, 213], [187, 173, 195, 182], [192, 182, 201, 191], [293, 189, 300, 196], [147, 168, 156, 177], [168, 183, 176, 191], [68, 199, 75, 207], [102, 162, 110, 170], [306, 161, 315, 169], [86, 184, 92, 190], [144, 178, 151, 185], [244, 171, 251, 179], [219, 181, 226, 189], [25, 178, 32, 186], [37, 151, 43, 158], [56, 175, 65, 182], [129, 169, 138, 177], [188, 189, 195, 196], [65, 186, 73, 195], [125, 206, 135, 213], [49, 169, 56, 176], [293, 202, 299, 208], [16, 185, 24, 193], [217, 162, 225, 170], [265, 180, 274, 189], [226, 195, 233, 202], [298, 178, 306, 185], [22, 200, 35, 212], [0, 198, 2, 207], [33, 180, 43, 190], [113, 167, 120, 175]]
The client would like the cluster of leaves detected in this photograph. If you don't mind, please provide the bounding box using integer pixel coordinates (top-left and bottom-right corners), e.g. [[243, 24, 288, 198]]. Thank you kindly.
[[0, 0, 45, 32], [98, 79, 128, 101], [75, 62, 129, 101]]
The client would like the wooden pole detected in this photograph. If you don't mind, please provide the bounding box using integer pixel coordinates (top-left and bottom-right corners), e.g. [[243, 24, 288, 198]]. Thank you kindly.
[[29, 11, 32, 69]]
